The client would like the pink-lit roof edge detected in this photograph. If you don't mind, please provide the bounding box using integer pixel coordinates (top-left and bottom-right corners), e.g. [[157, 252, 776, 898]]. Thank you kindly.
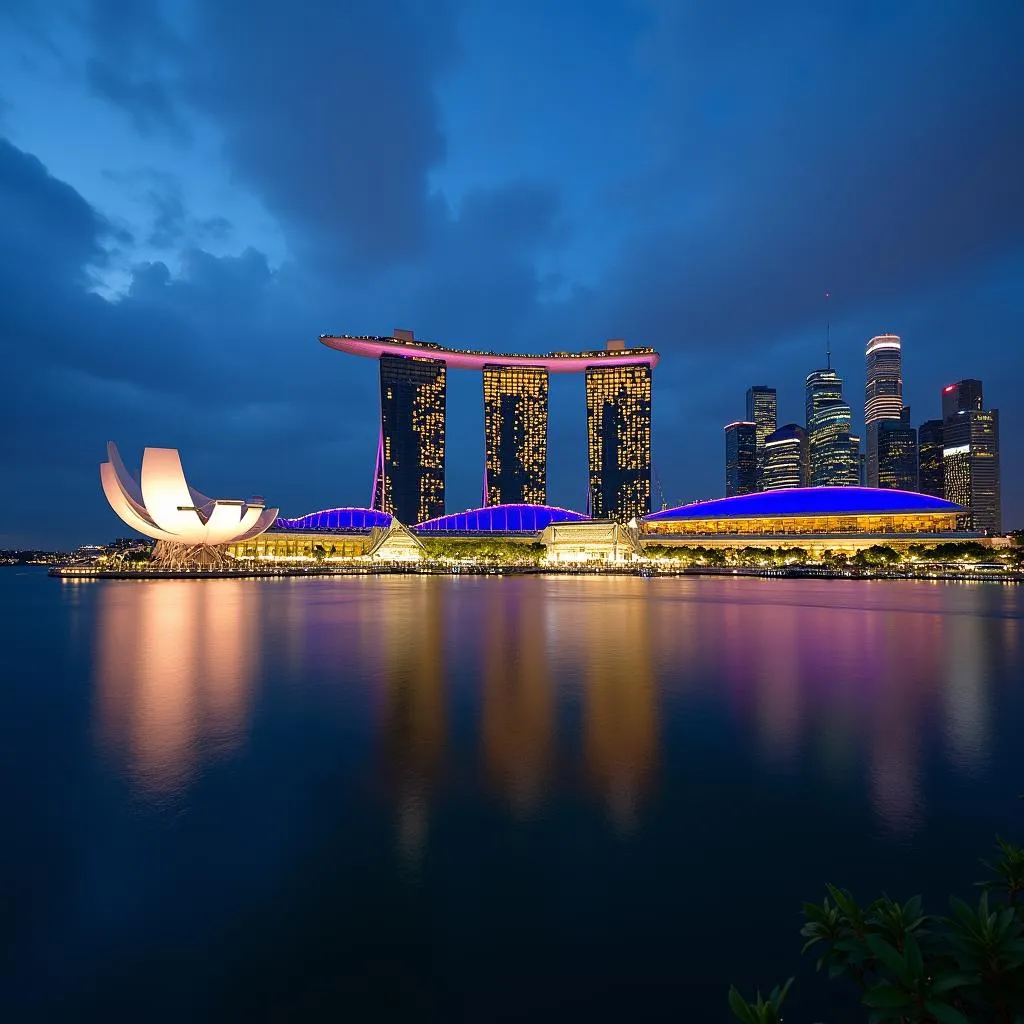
[[320, 334, 660, 372]]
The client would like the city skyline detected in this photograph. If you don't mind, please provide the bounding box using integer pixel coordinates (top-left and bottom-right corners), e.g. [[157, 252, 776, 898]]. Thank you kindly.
[[0, 2, 1021, 546]]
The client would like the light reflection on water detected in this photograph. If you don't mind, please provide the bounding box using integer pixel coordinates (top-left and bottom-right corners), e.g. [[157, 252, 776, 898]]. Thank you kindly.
[[4, 570, 1020, 1022], [94, 580, 260, 797], [90, 575, 1017, 838]]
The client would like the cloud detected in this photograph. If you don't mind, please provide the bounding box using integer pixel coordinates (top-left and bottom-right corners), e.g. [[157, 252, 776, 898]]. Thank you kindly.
[[592, 0, 1024, 354], [0, 137, 110, 286], [0, 137, 381, 546], [1, 1, 1023, 541], [79, 0, 189, 139]]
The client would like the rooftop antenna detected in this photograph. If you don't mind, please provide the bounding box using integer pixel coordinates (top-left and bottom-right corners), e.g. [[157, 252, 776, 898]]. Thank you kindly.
[[825, 289, 832, 370]]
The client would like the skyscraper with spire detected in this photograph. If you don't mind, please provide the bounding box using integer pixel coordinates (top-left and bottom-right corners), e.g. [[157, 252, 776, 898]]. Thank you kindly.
[[804, 293, 856, 486]]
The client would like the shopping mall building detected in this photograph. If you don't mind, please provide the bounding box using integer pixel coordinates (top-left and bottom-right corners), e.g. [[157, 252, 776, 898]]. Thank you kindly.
[[226, 487, 981, 564]]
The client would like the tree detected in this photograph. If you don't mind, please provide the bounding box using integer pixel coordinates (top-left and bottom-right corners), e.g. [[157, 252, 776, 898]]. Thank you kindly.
[[729, 836, 1024, 1022]]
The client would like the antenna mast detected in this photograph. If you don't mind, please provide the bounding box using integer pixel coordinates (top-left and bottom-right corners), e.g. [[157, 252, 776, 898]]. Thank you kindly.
[[825, 289, 832, 370]]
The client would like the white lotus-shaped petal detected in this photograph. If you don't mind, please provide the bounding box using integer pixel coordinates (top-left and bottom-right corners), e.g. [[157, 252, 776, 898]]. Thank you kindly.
[[100, 442, 278, 546]]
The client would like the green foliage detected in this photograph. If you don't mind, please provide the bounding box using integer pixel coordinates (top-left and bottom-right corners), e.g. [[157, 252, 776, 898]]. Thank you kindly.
[[420, 538, 546, 564], [727, 978, 793, 1024], [730, 837, 1024, 1023], [852, 544, 901, 567]]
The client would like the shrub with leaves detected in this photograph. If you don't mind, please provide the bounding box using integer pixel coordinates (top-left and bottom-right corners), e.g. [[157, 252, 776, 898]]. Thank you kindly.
[[729, 837, 1024, 1023]]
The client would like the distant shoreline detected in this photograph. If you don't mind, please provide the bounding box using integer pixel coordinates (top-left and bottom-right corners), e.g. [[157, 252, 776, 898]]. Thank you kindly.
[[48, 564, 1023, 583]]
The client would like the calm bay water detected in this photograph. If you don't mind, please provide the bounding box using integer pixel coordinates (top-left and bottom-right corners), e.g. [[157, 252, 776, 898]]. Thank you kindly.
[[2, 568, 1023, 1022]]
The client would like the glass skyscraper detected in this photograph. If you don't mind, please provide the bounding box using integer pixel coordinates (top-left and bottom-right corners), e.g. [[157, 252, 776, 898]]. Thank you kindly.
[[745, 385, 777, 489], [876, 416, 919, 491], [374, 354, 447, 524], [761, 423, 808, 491], [724, 421, 757, 497], [585, 363, 652, 522], [943, 380, 1001, 534], [942, 379, 984, 420], [864, 333, 904, 487], [917, 419, 945, 498], [805, 367, 856, 486], [483, 365, 548, 506]]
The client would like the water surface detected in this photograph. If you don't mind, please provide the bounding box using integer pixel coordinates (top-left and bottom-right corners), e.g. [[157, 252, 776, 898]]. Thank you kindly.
[[2, 569, 1023, 1022]]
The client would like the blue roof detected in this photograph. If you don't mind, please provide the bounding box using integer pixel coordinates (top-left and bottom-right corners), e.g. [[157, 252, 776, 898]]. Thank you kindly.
[[415, 503, 588, 533], [274, 507, 393, 531], [644, 487, 963, 522]]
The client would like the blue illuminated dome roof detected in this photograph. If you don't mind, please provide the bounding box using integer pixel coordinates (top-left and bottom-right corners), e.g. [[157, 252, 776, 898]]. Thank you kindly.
[[644, 487, 963, 522], [274, 507, 393, 531], [415, 503, 588, 533]]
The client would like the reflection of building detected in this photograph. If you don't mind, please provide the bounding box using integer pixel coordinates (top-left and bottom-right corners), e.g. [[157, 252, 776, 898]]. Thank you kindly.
[[746, 385, 777, 488], [380, 579, 446, 859], [374, 352, 447, 525], [586, 358, 653, 521], [94, 580, 258, 795], [944, 404, 1001, 534], [806, 369, 856, 486], [762, 424, 807, 491], [483, 365, 548, 506], [724, 421, 757, 497], [918, 419, 944, 498], [481, 587, 552, 815], [577, 580, 657, 829], [864, 334, 904, 487], [876, 414, 918, 492]]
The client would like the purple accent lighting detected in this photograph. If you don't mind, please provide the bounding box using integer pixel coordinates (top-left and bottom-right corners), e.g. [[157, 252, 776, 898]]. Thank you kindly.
[[644, 487, 964, 522], [274, 507, 393, 531], [414, 503, 588, 533], [371, 427, 384, 511]]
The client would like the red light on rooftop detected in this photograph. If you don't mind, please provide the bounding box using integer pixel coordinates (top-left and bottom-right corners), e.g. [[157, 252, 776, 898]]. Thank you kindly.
[[944, 385, 956, 392]]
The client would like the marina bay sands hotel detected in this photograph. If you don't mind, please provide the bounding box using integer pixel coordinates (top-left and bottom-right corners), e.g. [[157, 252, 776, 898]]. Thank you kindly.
[[320, 331, 660, 524]]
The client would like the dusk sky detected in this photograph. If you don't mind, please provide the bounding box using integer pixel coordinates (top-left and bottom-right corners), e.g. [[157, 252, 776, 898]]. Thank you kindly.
[[2, 0, 1022, 547]]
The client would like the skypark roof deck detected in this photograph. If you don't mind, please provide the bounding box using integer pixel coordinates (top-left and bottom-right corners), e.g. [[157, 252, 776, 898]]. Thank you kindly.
[[320, 333, 660, 372]]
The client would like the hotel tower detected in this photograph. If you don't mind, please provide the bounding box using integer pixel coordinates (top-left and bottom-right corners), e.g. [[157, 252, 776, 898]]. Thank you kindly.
[[374, 351, 447, 525], [585, 355, 653, 522], [483, 365, 549, 506]]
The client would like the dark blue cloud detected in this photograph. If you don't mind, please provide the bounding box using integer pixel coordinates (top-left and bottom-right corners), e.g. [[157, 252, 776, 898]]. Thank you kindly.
[[0, 0, 1022, 546]]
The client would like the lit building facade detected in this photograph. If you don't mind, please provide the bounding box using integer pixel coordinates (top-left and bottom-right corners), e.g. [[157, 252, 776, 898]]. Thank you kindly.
[[944, 406, 1001, 534], [805, 368, 843, 424], [762, 423, 808, 491], [642, 487, 972, 556], [483, 364, 548, 506], [586, 363, 652, 521], [864, 334, 904, 487], [375, 354, 447, 524], [724, 421, 758, 497], [805, 368, 857, 487], [918, 419, 944, 499], [745, 385, 777, 488], [876, 416, 918, 492], [323, 331, 659, 522]]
